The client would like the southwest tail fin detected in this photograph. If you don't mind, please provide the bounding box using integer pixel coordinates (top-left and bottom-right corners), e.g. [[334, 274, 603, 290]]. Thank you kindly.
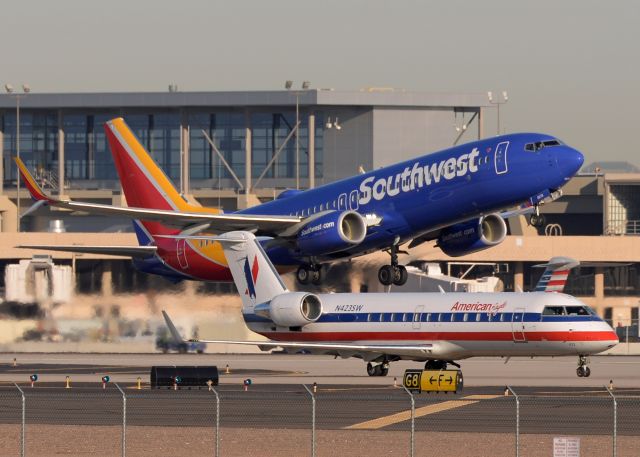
[[14, 157, 52, 203], [533, 256, 579, 292], [104, 117, 220, 214]]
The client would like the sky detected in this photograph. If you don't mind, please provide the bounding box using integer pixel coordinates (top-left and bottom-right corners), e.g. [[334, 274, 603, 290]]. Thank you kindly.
[[1, 0, 638, 165]]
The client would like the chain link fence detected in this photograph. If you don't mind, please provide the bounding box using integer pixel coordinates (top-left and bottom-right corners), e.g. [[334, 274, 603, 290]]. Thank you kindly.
[[0, 384, 638, 456]]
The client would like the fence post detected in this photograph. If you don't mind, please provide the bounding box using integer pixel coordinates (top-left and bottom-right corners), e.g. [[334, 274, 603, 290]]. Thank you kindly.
[[605, 385, 617, 457], [211, 387, 220, 457], [402, 386, 415, 457], [115, 383, 127, 457], [302, 385, 316, 457], [507, 386, 519, 457], [14, 383, 25, 457]]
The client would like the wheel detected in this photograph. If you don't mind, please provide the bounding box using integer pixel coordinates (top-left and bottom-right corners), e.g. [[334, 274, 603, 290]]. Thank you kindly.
[[310, 266, 324, 285], [366, 362, 376, 376], [196, 349, 204, 354], [392, 265, 408, 286], [379, 365, 389, 376], [577, 367, 584, 377], [529, 213, 546, 228], [584, 367, 591, 377], [296, 266, 310, 285], [378, 265, 394, 286]]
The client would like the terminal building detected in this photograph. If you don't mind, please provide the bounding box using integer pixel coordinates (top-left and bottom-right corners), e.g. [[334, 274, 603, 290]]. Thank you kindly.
[[0, 88, 638, 344]]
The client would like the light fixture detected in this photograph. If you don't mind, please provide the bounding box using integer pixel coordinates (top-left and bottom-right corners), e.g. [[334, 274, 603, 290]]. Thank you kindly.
[[301, 81, 310, 90], [502, 90, 508, 101], [334, 118, 342, 130], [325, 117, 333, 129], [487, 91, 493, 102], [284, 80, 293, 90], [5, 84, 14, 93]]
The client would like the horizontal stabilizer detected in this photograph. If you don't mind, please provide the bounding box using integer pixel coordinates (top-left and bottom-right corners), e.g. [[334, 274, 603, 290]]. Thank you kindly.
[[16, 245, 157, 258]]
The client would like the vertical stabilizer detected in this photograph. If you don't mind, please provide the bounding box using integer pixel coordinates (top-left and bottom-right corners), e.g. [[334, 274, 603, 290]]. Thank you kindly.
[[217, 231, 288, 311], [533, 256, 579, 292]]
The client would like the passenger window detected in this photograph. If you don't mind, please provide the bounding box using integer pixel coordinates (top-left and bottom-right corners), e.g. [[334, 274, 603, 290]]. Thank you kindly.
[[413, 313, 420, 323], [476, 313, 481, 322], [425, 313, 431, 322], [463, 313, 469, 322], [437, 313, 443, 322], [367, 314, 372, 322], [403, 313, 408, 322], [320, 204, 324, 211], [500, 313, 505, 322], [450, 314, 455, 322]]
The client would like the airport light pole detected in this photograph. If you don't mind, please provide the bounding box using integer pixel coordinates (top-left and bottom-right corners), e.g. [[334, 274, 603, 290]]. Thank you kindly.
[[487, 90, 508, 136], [285, 80, 311, 189], [5, 83, 31, 232]]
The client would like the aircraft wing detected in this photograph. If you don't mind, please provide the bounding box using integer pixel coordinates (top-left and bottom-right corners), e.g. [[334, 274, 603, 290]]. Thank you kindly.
[[16, 245, 157, 258], [162, 311, 433, 359], [15, 157, 302, 235]]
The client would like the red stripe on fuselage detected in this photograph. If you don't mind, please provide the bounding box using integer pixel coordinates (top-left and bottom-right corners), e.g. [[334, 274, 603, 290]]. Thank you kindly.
[[257, 331, 618, 343]]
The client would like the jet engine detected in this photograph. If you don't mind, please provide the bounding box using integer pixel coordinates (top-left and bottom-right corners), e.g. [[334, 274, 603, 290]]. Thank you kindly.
[[437, 213, 507, 257], [297, 211, 367, 255], [255, 292, 323, 328]]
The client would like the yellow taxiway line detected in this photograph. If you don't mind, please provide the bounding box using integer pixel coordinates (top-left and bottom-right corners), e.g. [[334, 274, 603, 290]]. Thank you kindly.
[[345, 395, 500, 430]]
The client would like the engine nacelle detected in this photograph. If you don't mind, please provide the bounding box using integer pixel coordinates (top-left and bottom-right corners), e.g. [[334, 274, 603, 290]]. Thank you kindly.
[[438, 213, 507, 257], [297, 211, 367, 255], [255, 292, 323, 328]]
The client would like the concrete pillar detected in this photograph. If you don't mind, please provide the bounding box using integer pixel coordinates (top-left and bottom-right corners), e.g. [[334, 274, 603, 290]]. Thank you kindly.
[[101, 263, 113, 297], [57, 110, 65, 197], [477, 107, 483, 140], [0, 119, 4, 195], [308, 112, 315, 188], [595, 267, 604, 300], [180, 110, 190, 195], [244, 109, 252, 202], [514, 262, 524, 292]]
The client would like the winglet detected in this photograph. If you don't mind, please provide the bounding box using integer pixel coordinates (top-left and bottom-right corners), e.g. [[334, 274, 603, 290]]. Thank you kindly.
[[14, 157, 52, 202], [162, 310, 185, 343]]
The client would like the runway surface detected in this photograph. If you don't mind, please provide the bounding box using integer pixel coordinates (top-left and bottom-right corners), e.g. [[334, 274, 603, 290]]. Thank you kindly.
[[0, 353, 637, 438], [0, 353, 639, 387], [0, 383, 638, 436]]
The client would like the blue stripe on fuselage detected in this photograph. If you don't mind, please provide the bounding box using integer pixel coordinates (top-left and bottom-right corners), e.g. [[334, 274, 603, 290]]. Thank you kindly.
[[242, 311, 601, 324]]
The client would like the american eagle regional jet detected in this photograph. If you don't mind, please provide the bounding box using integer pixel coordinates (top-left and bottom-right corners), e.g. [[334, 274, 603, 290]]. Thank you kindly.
[[163, 231, 618, 378], [17, 117, 583, 286]]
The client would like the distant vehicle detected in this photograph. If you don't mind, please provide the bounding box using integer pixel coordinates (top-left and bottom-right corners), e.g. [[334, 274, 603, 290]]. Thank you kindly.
[[155, 328, 205, 354], [16, 117, 583, 286], [163, 231, 618, 378]]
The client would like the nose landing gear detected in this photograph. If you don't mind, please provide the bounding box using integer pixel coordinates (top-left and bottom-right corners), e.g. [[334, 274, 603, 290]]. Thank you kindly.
[[378, 243, 408, 286], [576, 355, 591, 377]]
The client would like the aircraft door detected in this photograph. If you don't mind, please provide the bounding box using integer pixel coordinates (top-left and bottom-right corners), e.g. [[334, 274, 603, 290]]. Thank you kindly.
[[494, 141, 509, 175], [176, 239, 189, 270], [511, 307, 526, 342], [349, 190, 359, 210], [413, 306, 424, 330], [337, 193, 348, 211]]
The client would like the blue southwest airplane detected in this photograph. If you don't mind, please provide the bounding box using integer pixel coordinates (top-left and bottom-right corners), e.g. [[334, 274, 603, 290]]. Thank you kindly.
[[16, 118, 583, 286]]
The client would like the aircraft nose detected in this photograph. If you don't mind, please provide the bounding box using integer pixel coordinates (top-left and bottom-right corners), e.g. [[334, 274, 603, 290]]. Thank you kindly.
[[555, 147, 584, 180]]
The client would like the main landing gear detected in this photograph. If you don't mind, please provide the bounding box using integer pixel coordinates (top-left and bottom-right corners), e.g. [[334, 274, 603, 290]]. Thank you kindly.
[[424, 360, 460, 370], [529, 205, 546, 228], [367, 361, 389, 377], [296, 264, 324, 286], [576, 355, 591, 377], [378, 243, 408, 286]]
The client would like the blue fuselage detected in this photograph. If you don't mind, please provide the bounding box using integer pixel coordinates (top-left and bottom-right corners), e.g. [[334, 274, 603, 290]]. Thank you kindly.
[[237, 133, 583, 264]]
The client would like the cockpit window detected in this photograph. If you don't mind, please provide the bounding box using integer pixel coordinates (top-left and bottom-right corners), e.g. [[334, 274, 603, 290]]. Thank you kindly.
[[565, 306, 591, 316], [525, 140, 562, 152], [542, 306, 566, 316]]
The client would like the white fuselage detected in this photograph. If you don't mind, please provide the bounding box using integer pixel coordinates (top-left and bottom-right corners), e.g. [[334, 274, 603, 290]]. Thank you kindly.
[[244, 292, 618, 361]]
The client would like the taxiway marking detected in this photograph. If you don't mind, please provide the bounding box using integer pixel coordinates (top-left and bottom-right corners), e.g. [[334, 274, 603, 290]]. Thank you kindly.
[[345, 395, 500, 430]]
